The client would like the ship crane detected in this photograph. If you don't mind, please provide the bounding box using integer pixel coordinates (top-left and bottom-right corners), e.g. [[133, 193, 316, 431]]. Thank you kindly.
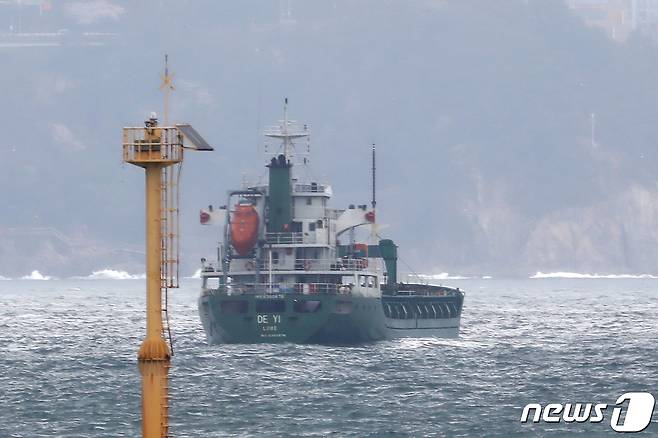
[[122, 60, 213, 437]]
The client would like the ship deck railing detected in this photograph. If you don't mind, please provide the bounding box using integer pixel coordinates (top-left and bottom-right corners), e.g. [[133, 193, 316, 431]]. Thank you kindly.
[[265, 232, 311, 244], [210, 282, 352, 296], [293, 183, 329, 194], [383, 284, 463, 297], [286, 257, 369, 271], [389, 289, 453, 297], [202, 257, 371, 273]]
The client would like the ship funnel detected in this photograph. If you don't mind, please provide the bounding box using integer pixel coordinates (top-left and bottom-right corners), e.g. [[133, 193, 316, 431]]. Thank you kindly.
[[379, 239, 398, 285], [267, 153, 293, 232]]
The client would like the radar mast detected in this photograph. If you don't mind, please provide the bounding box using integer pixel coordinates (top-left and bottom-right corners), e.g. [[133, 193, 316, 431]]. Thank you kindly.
[[264, 98, 310, 165]]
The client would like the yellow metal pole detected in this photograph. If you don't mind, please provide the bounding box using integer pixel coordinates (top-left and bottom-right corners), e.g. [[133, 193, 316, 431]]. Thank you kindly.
[[138, 162, 171, 438], [124, 111, 211, 437]]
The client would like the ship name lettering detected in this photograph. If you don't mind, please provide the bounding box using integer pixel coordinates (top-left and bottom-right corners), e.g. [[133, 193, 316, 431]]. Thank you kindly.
[[257, 314, 268, 324]]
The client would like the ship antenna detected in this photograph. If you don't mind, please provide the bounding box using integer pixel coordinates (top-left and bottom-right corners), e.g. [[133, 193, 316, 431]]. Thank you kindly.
[[283, 97, 290, 158], [371, 143, 376, 209]]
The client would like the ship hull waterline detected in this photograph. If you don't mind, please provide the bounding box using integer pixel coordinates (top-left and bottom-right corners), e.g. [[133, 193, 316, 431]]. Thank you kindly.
[[198, 293, 462, 345]]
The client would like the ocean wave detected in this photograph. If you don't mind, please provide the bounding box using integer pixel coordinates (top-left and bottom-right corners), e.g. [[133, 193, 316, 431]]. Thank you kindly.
[[531, 271, 658, 279], [74, 269, 146, 280], [21, 270, 53, 280]]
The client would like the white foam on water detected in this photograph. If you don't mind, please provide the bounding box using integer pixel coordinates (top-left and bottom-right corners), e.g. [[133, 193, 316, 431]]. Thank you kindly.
[[20, 270, 52, 280], [417, 273, 470, 280], [75, 269, 146, 280], [531, 271, 658, 279], [0, 275, 10, 280], [481, 276, 493, 279], [185, 269, 202, 279]]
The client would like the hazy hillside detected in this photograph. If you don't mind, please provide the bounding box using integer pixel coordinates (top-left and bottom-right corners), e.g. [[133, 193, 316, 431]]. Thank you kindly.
[[2, 0, 658, 277]]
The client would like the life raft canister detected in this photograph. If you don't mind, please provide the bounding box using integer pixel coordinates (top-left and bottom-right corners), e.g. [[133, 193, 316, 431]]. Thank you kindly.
[[230, 204, 259, 256]]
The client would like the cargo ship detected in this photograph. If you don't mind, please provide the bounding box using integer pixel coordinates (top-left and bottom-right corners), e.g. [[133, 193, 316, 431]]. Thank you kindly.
[[198, 102, 464, 344]]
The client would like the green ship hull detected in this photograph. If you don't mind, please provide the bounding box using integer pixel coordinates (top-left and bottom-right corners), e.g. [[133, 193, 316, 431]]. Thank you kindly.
[[199, 287, 464, 344]]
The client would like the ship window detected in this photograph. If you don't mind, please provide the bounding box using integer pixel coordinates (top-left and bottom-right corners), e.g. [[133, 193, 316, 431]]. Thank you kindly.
[[306, 197, 312, 205], [359, 275, 366, 287], [293, 300, 322, 313], [256, 299, 286, 313], [367, 276, 376, 288], [272, 251, 279, 264], [220, 300, 248, 314], [309, 222, 316, 232]]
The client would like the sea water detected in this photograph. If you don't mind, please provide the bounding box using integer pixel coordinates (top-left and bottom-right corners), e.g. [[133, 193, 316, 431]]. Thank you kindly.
[[0, 278, 656, 437]]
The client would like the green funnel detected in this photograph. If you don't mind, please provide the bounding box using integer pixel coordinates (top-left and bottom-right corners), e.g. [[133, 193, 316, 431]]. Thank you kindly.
[[379, 239, 397, 285]]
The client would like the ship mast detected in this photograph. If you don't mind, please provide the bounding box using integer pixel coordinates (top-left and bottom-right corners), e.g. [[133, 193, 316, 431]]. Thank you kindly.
[[371, 143, 376, 210], [264, 98, 310, 165], [370, 143, 378, 246], [283, 97, 290, 158]]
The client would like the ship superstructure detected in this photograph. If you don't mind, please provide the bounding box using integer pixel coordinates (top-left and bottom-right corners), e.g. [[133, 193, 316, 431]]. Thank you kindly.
[[198, 103, 464, 344]]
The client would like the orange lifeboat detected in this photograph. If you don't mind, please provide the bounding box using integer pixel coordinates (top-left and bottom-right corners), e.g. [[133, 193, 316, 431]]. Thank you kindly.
[[230, 204, 259, 256]]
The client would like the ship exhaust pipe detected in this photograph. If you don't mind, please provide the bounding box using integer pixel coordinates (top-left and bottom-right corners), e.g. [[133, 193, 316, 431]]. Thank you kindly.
[[267, 154, 293, 232], [379, 239, 398, 285]]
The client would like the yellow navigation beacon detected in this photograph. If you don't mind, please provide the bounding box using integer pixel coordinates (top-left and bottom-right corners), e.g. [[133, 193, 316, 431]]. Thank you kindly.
[[122, 114, 213, 437]]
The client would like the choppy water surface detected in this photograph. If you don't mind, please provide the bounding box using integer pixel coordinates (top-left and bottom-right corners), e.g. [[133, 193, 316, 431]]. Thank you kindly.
[[0, 278, 657, 437]]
